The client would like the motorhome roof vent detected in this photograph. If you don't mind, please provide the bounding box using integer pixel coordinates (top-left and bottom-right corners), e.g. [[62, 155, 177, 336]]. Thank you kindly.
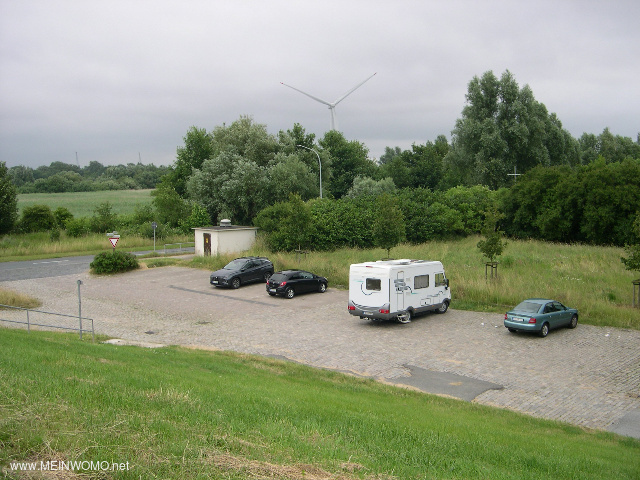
[[220, 219, 232, 228]]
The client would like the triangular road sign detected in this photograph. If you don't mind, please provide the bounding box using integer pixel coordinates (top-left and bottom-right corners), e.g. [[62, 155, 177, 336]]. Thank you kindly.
[[109, 237, 119, 248]]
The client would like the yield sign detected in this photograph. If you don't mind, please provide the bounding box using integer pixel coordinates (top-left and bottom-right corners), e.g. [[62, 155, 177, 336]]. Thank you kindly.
[[109, 237, 119, 248]]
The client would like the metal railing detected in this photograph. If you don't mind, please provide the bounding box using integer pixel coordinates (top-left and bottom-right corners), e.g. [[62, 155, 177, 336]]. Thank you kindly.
[[162, 242, 195, 255], [0, 304, 94, 341]]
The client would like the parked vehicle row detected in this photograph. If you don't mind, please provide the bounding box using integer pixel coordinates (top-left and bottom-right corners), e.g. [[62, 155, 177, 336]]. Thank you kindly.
[[210, 257, 327, 299], [210, 257, 579, 338]]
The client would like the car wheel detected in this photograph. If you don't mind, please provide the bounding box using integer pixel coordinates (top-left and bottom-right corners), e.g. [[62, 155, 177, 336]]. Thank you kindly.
[[285, 287, 295, 299], [231, 277, 241, 289], [319, 282, 327, 293], [436, 300, 449, 314], [397, 310, 411, 324], [508, 328, 517, 333], [539, 323, 550, 337], [568, 314, 578, 329]]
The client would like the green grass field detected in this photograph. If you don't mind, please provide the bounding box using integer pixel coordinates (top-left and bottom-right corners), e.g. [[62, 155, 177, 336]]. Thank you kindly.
[[1, 328, 638, 480], [17, 189, 154, 217]]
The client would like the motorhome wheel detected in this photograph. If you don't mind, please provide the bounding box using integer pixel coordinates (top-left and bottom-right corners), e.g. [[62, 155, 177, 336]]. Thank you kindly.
[[397, 310, 411, 324]]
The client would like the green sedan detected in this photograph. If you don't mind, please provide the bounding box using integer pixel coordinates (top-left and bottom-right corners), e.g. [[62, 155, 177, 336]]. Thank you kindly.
[[504, 298, 578, 337]]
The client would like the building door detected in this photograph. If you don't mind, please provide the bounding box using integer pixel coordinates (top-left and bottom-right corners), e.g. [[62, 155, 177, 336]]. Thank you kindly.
[[203, 233, 211, 256]]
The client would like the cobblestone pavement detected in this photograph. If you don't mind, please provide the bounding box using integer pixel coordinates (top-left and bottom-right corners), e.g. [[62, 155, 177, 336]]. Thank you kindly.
[[2, 266, 639, 437]]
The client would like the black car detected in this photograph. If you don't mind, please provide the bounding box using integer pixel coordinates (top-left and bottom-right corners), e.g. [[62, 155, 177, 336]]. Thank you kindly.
[[210, 257, 274, 289], [266, 270, 328, 299]]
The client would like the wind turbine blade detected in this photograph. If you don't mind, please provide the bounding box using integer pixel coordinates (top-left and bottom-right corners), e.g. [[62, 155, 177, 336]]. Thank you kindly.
[[333, 72, 377, 105], [280, 82, 333, 107]]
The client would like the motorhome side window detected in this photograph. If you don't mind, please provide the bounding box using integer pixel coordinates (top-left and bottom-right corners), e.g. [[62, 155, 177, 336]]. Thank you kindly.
[[435, 273, 446, 287], [414, 274, 429, 289], [366, 278, 381, 291]]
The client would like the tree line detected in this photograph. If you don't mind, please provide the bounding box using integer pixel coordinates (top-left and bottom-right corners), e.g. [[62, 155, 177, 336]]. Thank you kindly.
[[1, 69, 639, 250], [7, 161, 169, 193]]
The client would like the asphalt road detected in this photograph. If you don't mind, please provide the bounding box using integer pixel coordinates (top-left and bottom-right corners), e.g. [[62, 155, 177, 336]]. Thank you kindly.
[[0, 256, 95, 281], [0, 248, 195, 282]]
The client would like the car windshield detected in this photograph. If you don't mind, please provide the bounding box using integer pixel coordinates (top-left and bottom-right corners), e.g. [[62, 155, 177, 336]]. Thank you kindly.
[[513, 301, 542, 314], [224, 259, 246, 270], [270, 273, 288, 282]]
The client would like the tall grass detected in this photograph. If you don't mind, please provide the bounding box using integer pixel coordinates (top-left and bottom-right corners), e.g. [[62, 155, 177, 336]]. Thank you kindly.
[[0, 231, 191, 261], [17, 189, 154, 217], [0, 288, 41, 309], [188, 235, 639, 330], [1, 328, 638, 480]]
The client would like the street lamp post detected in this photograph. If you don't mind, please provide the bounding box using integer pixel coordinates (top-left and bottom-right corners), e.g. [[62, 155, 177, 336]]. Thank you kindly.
[[296, 145, 322, 199]]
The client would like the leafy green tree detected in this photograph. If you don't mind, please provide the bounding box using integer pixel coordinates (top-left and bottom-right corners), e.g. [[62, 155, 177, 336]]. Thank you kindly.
[[186, 152, 269, 225], [442, 185, 496, 235], [152, 184, 190, 228], [0, 161, 19, 234], [210, 115, 279, 167], [448, 70, 578, 188], [621, 213, 640, 275], [477, 208, 507, 263], [378, 146, 402, 165], [268, 153, 319, 200], [164, 126, 215, 196], [381, 138, 449, 190], [319, 130, 376, 198], [180, 203, 212, 233], [579, 128, 640, 165], [19, 205, 56, 233], [373, 193, 405, 258], [577, 158, 640, 245], [8, 165, 34, 187], [345, 176, 396, 198], [254, 194, 312, 252]]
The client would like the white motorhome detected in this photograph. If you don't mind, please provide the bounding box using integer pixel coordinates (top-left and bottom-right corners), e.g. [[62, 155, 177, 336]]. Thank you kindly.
[[347, 259, 450, 323]]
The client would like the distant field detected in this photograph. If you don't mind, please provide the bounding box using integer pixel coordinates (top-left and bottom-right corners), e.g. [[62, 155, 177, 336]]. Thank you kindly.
[[17, 189, 154, 217]]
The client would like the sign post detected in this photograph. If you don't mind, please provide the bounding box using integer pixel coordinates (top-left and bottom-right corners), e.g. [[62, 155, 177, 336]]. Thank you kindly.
[[152, 222, 157, 251], [107, 232, 120, 253]]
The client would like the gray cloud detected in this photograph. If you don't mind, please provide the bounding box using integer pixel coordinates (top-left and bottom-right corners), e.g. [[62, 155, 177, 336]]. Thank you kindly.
[[1, 0, 638, 168]]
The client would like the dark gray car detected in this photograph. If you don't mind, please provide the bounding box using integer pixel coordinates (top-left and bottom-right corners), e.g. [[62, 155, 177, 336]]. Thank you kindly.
[[210, 257, 274, 289]]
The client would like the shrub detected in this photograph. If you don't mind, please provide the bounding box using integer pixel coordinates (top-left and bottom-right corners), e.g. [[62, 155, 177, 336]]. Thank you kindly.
[[66, 218, 90, 237], [90, 251, 139, 275], [53, 207, 73, 228], [90, 202, 117, 233], [19, 204, 56, 232]]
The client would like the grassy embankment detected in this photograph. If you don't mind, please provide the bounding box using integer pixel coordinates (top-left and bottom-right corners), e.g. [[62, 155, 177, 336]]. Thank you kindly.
[[1, 328, 638, 480]]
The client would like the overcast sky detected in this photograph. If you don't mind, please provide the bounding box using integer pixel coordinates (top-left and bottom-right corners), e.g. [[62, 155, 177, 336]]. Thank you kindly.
[[1, 0, 638, 169]]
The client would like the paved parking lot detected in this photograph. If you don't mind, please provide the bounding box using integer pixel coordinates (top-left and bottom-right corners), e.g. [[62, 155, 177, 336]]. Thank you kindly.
[[3, 266, 639, 438]]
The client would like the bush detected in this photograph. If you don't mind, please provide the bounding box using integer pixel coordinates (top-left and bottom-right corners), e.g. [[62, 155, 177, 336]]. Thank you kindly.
[[53, 207, 73, 228], [90, 251, 139, 275], [66, 217, 90, 237], [19, 204, 56, 232], [90, 202, 117, 233]]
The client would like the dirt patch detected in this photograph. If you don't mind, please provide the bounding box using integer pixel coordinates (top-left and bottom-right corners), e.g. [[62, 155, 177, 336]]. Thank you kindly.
[[211, 453, 394, 480]]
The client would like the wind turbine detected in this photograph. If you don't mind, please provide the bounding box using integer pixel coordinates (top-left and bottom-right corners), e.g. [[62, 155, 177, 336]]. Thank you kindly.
[[281, 72, 377, 131]]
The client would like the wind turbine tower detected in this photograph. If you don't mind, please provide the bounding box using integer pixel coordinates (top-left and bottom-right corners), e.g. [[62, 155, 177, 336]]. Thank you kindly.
[[281, 73, 377, 131]]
